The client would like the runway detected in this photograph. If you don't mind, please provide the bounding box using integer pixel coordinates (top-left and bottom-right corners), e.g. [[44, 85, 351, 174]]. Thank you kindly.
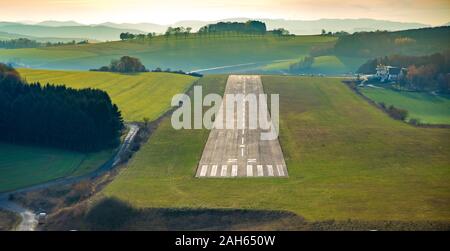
[[196, 75, 287, 178]]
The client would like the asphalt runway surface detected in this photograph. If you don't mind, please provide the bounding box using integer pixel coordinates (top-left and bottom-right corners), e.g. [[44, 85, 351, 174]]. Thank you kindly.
[[196, 75, 287, 178]]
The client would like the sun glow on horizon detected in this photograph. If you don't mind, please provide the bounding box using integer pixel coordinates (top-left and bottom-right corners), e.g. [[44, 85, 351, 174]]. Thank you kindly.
[[1, 0, 449, 25]]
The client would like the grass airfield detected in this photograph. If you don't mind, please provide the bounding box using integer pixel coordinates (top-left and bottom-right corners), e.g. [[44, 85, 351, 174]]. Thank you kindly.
[[102, 75, 450, 222]]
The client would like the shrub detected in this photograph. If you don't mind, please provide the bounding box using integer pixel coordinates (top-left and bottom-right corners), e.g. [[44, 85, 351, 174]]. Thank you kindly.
[[387, 105, 408, 121]]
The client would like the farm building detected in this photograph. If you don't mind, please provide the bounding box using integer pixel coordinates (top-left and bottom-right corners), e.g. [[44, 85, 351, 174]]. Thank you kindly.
[[376, 65, 407, 82]]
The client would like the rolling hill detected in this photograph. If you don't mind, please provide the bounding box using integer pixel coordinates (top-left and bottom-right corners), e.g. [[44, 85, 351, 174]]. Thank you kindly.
[[0, 31, 88, 43], [17, 69, 198, 122], [0, 34, 336, 72], [0, 23, 145, 41]]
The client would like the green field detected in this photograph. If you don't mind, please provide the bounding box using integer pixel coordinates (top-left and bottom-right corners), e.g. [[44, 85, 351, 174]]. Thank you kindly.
[[0, 143, 112, 192], [0, 69, 196, 192], [259, 55, 367, 75], [18, 69, 198, 122], [103, 75, 450, 222], [0, 35, 336, 72], [360, 87, 450, 125]]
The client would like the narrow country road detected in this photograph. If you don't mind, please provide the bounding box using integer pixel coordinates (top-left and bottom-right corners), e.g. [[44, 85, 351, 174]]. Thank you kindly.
[[0, 124, 139, 231]]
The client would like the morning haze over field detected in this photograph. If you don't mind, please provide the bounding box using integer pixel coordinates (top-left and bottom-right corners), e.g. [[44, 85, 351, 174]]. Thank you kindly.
[[0, 0, 449, 233]]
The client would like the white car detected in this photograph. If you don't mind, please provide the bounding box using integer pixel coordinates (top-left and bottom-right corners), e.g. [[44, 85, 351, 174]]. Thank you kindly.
[[37, 212, 47, 224]]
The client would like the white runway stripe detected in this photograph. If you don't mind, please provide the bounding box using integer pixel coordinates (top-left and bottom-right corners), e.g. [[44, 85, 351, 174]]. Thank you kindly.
[[247, 165, 253, 177], [200, 165, 208, 177], [231, 165, 238, 177], [267, 165, 274, 176], [257, 165, 263, 176], [210, 165, 217, 176], [221, 165, 227, 177], [276, 165, 285, 176]]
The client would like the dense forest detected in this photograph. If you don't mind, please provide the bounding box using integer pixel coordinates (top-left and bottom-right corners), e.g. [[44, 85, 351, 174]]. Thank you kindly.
[[0, 38, 88, 49], [333, 26, 450, 58], [358, 52, 450, 93], [0, 63, 124, 152]]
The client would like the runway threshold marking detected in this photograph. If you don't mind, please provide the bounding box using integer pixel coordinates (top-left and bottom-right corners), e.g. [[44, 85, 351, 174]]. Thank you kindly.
[[257, 165, 264, 176], [276, 165, 285, 176], [210, 165, 218, 176], [200, 165, 208, 177], [221, 165, 227, 176], [231, 165, 238, 177], [247, 165, 253, 177], [267, 165, 274, 176]]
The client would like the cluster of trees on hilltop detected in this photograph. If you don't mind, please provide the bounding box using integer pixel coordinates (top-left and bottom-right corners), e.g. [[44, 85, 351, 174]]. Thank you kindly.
[[199, 21, 267, 34], [91, 56, 147, 73], [333, 26, 450, 58], [0, 63, 124, 152], [0, 38, 88, 49], [120, 32, 156, 40], [164, 27, 192, 37], [91, 56, 202, 77], [358, 52, 450, 93]]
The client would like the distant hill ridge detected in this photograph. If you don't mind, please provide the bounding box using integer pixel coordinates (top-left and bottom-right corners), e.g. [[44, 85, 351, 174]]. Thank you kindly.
[[0, 18, 432, 41]]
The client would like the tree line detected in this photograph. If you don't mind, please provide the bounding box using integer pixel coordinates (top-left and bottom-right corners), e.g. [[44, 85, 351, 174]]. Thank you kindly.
[[358, 52, 450, 93], [0, 63, 124, 152], [0, 38, 88, 49], [119, 21, 291, 41]]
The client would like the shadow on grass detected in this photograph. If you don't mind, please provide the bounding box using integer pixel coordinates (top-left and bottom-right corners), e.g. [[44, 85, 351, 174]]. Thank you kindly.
[[45, 197, 450, 231]]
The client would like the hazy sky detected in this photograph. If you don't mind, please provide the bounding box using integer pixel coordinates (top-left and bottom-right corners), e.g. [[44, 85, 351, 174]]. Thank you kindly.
[[1, 0, 449, 25]]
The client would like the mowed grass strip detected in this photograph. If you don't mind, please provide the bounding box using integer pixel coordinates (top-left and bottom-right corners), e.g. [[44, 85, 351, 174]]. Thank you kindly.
[[360, 87, 450, 125], [0, 143, 112, 192], [18, 69, 198, 122], [103, 75, 450, 221]]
